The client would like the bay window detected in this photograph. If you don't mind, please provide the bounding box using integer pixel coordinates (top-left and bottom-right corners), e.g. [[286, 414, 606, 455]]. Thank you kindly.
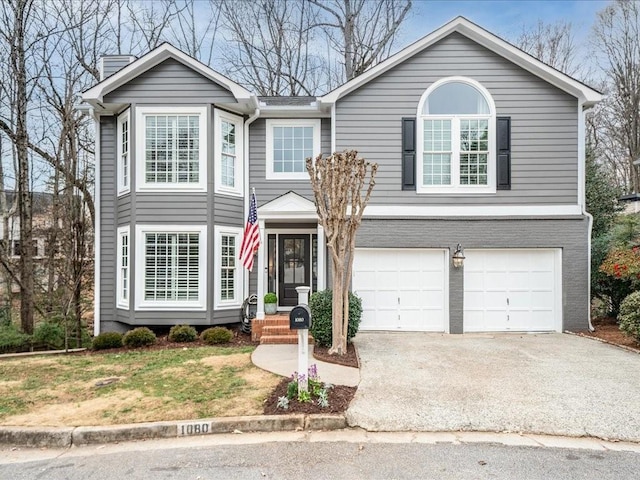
[[135, 107, 207, 191]]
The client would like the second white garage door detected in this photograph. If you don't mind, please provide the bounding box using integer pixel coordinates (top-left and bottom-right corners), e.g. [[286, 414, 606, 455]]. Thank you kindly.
[[352, 249, 447, 332], [464, 249, 562, 332]]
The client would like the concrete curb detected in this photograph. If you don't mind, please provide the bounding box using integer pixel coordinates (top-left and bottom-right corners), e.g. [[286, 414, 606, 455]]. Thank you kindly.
[[0, 414, 347, 448], [0, 426, 74, 448]]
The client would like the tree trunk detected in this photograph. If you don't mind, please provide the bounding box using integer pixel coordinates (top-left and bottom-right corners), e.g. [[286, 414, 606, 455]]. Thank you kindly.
[[330, 254, 345, 355], [13, 0, 35, 334], [343, 0, 354, 80]]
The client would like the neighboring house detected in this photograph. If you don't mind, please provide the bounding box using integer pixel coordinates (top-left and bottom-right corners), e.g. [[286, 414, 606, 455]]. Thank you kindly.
[[81, 17, 601, 336], [0, 192, 55, 294], [619, 194, 640, 215]]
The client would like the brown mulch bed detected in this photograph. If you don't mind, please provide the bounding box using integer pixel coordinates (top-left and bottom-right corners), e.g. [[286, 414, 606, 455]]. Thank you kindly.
[[76, 324, 258, 355], [263, 377, 357, 415], [579, 317, 640, 351], [312, 342, 359, 368]]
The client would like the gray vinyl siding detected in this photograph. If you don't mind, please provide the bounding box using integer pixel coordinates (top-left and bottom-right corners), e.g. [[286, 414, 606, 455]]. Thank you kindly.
[[213, 195, 244, 227], [356, 216, 589, 332], [248, 117, 331, 206], [135, 194, 208, 223], [116, 196, 131, 225], [101, 56, 133, 80], [335, 32, 579, 206], [104, 58, 236, 105], [99, 116, 117, 327]]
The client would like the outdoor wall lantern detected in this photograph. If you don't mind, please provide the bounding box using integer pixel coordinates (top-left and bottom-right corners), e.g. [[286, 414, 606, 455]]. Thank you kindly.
[[452, 243, 465, 268]]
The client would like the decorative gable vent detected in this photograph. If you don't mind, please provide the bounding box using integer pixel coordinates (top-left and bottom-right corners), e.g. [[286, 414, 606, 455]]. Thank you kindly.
[[98, 55, 136, 80]]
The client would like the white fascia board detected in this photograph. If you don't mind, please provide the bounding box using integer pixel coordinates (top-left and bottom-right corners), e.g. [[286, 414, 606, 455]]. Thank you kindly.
[[318, 16, 602, 107], [82, 43, 253, 103], [457, 22, 602, 106], [360, 204, 583, 217]]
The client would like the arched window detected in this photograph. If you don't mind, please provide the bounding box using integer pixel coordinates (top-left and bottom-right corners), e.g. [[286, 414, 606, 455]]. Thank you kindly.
[[417, 77, 496, 193]]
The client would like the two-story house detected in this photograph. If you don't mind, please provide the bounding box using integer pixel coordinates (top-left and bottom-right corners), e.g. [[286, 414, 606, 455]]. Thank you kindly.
[[81, 17, 601, 336]]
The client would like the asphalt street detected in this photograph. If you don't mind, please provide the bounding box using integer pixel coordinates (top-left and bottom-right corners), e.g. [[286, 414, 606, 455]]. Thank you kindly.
[[1, 432, 638, 480]]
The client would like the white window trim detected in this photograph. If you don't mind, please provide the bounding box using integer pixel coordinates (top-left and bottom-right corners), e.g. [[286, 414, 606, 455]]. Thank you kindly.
[[135, 106, 208, 192], [214, 225, 244, 310], [134, 224, 207, 311], [416, 77, 496, 195], [265, 118, 321, 180], [117, 109, 130, 195], [214, 109, 244, 197], [117, 225, 130, 309]]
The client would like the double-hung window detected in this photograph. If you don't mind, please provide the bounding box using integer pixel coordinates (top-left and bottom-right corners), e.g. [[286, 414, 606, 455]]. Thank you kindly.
[[117, 110, 130, 195], [117, 226, 130, 309], [214, 109, 244, 196], [214, 226, 243, 308], [135, 225, 206, 310], [417, 78, 496, 194], [266, 119, 321, 180], [135, 107, 207, 192]]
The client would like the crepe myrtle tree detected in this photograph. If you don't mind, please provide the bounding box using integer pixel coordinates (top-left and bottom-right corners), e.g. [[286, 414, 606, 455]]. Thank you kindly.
[[306, 150, 377, 355]]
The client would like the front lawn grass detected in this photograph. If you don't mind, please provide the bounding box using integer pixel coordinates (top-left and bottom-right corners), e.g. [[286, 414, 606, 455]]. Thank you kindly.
[[0, 346, 279, 426]]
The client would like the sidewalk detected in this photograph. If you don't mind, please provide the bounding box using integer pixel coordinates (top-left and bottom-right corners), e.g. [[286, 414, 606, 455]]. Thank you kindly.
[[251, 344, 360, 387]]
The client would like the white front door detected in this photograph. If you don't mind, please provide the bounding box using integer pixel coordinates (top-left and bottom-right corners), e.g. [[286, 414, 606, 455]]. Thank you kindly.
[[352, 248, 447, 332], [463, 249, 562, 332]]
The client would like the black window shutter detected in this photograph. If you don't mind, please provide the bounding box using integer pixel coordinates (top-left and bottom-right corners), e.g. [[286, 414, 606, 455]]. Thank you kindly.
[[402, 117, 416, 190], [496, 116, 511, 190]]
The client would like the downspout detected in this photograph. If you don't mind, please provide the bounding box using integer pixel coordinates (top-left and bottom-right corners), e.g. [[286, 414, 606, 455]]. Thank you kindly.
[[578, 99, 595, 332], [86, 106, 101, 336], [243, 100, 261, 301]]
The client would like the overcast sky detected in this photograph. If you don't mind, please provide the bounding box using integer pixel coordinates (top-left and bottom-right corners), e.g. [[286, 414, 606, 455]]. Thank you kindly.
[[400, 0, 609, 46]]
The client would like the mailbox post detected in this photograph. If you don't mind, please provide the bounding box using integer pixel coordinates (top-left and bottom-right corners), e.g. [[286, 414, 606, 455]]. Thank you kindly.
[[291, 287, 312, 392]]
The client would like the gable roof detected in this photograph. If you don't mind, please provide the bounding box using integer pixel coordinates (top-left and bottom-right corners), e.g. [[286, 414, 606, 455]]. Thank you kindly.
[[257, 191, 317, 220], [82, 43, 254, 105], [318, 16, 602, 107]]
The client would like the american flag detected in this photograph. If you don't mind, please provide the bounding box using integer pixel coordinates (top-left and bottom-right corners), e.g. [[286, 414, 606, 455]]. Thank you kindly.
[[240, 190, 260, 271]]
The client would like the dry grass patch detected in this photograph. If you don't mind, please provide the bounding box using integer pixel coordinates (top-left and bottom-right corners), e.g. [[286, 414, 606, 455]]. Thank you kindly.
[[0, 346, 280, 426]]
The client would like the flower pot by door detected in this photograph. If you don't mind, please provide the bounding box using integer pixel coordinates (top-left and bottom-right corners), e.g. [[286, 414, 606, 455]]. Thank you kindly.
[[264, 303, 277, 315]]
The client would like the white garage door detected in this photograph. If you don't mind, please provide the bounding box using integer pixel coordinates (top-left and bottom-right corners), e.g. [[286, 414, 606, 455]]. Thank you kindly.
[[352, 249, 447, 332], [464, 249, 562, 332]]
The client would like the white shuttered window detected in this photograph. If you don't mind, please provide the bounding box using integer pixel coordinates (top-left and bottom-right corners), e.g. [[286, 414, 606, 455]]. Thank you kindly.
[[135, 225, 207, 310]]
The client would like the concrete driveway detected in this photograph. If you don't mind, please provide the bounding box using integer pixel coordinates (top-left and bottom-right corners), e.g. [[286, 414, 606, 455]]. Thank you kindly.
[[347, 332, 640, 442]]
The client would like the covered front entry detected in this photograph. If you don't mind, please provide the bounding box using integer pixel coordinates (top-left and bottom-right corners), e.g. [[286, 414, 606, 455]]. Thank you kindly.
[[255, 191, 325, 317], [352, 248, 448, 332], [266, 232, 317, 308]]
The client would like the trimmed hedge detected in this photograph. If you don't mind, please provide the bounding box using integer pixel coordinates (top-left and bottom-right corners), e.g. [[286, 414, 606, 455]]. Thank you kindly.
[[200, 327, 233, 345], [619, 291, 640, 341], [122, 327, 157, 348], [309, 290, 362, 348], [92, 332, 124, 350], [168, 324, 197, 343]]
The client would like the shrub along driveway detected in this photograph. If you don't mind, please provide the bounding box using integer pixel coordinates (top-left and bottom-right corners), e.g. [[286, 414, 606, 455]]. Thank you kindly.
[[347, 332, 640, 442]]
